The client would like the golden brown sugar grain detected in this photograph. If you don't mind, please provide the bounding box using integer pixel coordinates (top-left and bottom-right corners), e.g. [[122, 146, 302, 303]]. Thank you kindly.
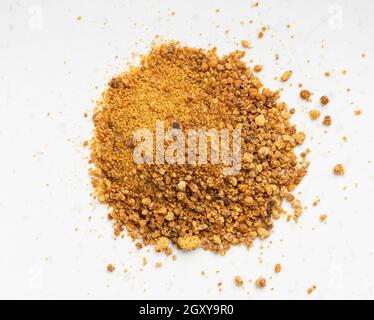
[[307, 285, 317, 294], [354, 109, 362, 116], [280, 70, 292, 82], [155, 236, 170, 251], [320, 96, 330, 105], [333, 164, 345, 176], [155, 262, 162, 268], [177, 235, 201, 251], [89, 42, 308, 254], [274, 263, 282, 273], [309, 110, 321, 120], [107, 264, 115, 272], [322, 115, 332, 126], [255, 276, 267, 288], [143, 257, 148, 266], [241, 40, 251, 49], [300, 89, 312, 101], [319, 214, 327, 222], [258, 31, 264, 39], [234, 276, 244, 287], [254, 114, 266, 126], [253, 65, 263, 72], [83, 140, 89, 147]]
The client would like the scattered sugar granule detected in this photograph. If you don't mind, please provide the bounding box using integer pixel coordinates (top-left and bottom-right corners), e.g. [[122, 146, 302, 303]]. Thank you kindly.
[[322, 115, 332, 126], [255, 277, 267, 288], [300, 89, 312, 101], [320, 214, 327, 222], [274, 264, 282, 273], [309, 110, 321, 120], [280, 70, 293, 82], [258, 31, 264, 39], [107, 264, 115, 272], [320, 96, 330, 105], [76, 16, 82, 21], [83, 140, 89, 147], [295, 131, 306, 145], [333, 164, 345, 176], [142, 257, 148, 266], [253, 65, 263, 72], [234, 276, 244, 287], [354, 109, 362, 116], [241, 40, 251, 49], [155, 262, 162, 268], [307, 285, 317, 294]]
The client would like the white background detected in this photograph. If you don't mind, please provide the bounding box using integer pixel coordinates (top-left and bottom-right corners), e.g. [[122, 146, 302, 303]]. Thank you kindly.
[[1, 0, 374, 300]]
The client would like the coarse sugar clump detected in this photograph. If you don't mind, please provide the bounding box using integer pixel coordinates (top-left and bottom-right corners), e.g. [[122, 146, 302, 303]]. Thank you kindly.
[[322, 115, 332, 126], [234, 276, 244, 287], [333, 164, 345, 176], [89, 41, 308, 254], [253, 65, 263, 72], [320, 96, 330, 105], [309, 109, 321, 120], [107, 264, 115, 272], [300, 89, 312, 101], [255, 276, 267, 288], [280, 70, 292, 82], [274, 263, 282, 273]]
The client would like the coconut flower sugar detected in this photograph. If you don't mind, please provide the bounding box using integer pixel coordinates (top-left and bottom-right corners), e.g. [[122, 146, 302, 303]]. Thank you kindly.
[[89, 42, 308, 255]]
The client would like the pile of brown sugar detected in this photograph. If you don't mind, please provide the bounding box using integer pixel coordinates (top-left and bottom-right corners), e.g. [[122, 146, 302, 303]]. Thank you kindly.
[[89, 41, 308, 255]]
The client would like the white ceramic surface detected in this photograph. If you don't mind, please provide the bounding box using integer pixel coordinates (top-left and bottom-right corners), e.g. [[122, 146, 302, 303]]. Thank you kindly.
[[1, 0, 374, 299]]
